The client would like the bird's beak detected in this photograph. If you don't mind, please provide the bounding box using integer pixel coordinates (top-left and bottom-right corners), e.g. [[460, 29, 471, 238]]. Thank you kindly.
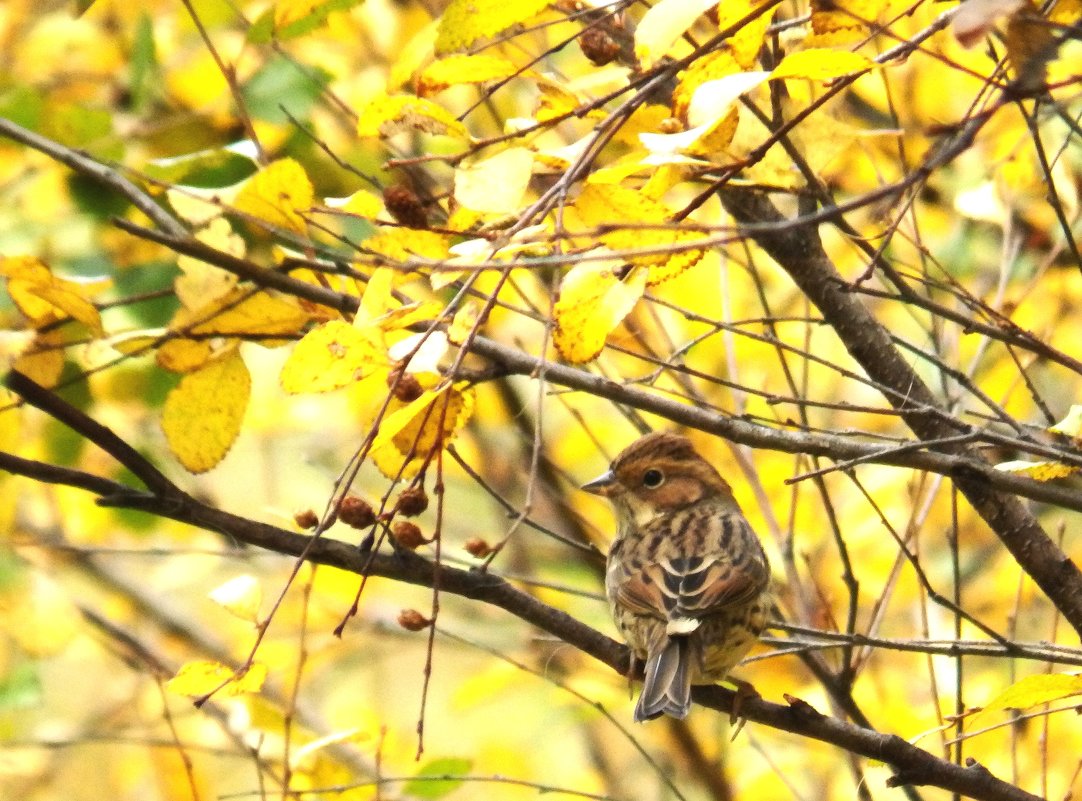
[[581, 469, 617, 497]]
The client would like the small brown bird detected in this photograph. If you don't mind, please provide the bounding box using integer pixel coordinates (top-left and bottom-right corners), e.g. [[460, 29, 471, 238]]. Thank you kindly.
[[582, 431, 770, 721]]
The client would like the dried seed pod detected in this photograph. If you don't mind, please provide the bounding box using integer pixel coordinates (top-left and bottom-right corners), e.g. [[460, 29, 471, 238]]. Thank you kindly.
[[397, 609, 431, 631], [293, 509, 319, 529], [580, 27, 622, 66], [464, 537, 494, 558], [383, 185, 428, 229], [339, 496, 377, 529], [388, 368, 425, 403], [392, 520, 427, 549], [396, 486, 429, 517]]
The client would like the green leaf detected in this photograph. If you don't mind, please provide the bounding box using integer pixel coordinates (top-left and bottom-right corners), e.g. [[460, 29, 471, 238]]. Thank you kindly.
[[241, 56, 332, 124], [277, 0, 366, 40], [145, 143, 258, 188], [129, 13, 159, 112], [0, 662, 43, 711], [402, 757, 472, 799]]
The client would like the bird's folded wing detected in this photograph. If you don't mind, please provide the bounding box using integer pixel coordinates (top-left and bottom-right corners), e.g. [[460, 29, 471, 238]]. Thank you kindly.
[[615, 554, 767, 622]]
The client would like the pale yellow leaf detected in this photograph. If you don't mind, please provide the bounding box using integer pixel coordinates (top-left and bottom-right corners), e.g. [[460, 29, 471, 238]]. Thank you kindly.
[[448, 303, 480, 345], [453, 147, 534, 215], [370, 380, 475, 478], [280, 320, 388, 393], [771, 48, 874, 81], [435, 0, 551, 54], [208, 574, 263, 623], [359, 267, 398, 324], [970, 674, 1082, 727], [234, 158, 314, 233], [416, 54, 520, 96], [324, 190, 385, 219], [388, 331, 449, 374], [356, 94, 468, 139], [993, 460, 1081, 481], [635, 0, 718, 68], [553, 260, 646, 363], [167, 660, 267, 698], [167, 187, 231, 225], [1049, 405, 1082, 438], [673, 49, 741, 120], [571, 184, 706, 283], [176, 217, 243, 308], [390, 18, 440, 89], [162, 350, 251, 473]]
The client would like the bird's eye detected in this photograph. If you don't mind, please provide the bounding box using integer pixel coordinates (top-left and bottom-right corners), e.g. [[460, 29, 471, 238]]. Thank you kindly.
[[642, 468, 665, 488]]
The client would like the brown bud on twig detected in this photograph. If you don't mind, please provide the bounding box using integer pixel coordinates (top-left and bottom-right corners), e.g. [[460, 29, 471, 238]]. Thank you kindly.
[[397, 609, 431, 631], [464, 537, 494, 558], [396, 486, 429, 517], [392, 520, 427, 549], [339, 496, 377, 529], [293, 509, 319, 529], [383, 185, 428, 229]]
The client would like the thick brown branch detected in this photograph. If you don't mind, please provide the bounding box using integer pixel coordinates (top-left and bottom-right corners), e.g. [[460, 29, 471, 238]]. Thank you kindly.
[[717, 187, 1082, 638]]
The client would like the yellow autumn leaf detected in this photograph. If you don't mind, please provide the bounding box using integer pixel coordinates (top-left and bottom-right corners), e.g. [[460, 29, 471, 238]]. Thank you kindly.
[[325, 189, 384, 219], [969, 673, 1082, 728], [535, 81, 582, 122], [12, 331, 65, 389], [185, 289, 312, 340], [810, 0, 888, 40], [993, 460, 1081, 481], [370, 379, 475, 478], [389, 18, 440, 89], [176, 217, 243, 309], [356, 94, 468, 140], [447, 302, 480, 345], [552, 260, 646, 363], [673, 49, 740, 120], [162, 350, 251, 473], [635, 0, 719, 68], [234, 158, 314, 234], [280, 320, 388, 393], [0, 256, 104, 335], [361, 227, 451, 267], [454, 147, 534, 215], [167, 660, 267, 698], [571, 183, 706, 284], [718, 0, 778, 68], [771, 48, 874, 81], [416, 54, 520, 96], [208, 574, 263, 624], [434, 0, 551, 54], [1049, 405, 1082, 439], [157, 337, 214, 373]]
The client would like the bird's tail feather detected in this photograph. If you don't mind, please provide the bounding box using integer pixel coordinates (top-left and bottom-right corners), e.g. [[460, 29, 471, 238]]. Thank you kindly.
[[635, 637, 692, 722]]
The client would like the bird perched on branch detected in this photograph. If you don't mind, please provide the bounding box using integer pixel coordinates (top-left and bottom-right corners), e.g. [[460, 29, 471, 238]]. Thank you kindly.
[[582, 431, 771, 722]]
